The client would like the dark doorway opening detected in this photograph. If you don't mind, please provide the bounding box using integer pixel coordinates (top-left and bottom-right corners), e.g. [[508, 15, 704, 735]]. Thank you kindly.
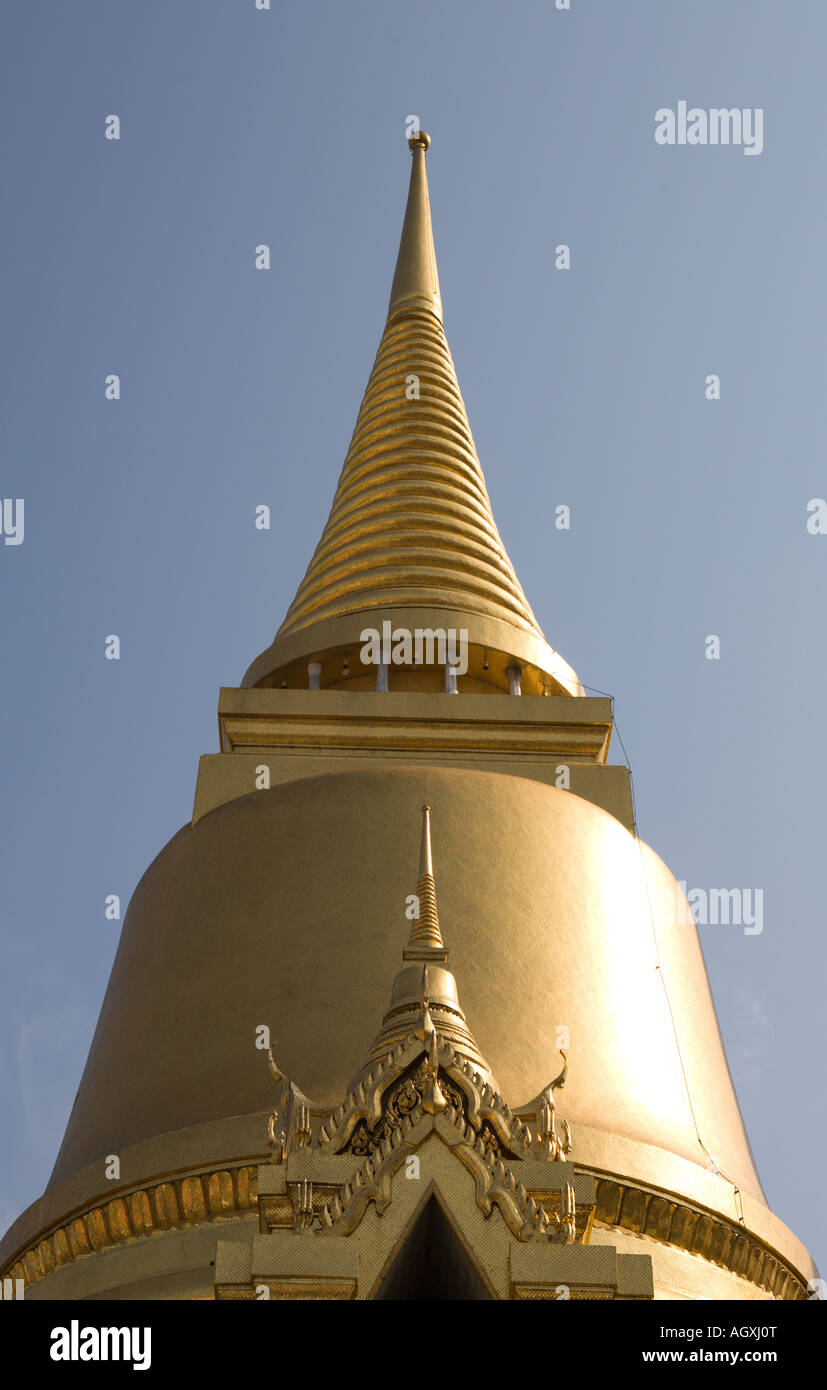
[[374, 1195, 491, 1300]]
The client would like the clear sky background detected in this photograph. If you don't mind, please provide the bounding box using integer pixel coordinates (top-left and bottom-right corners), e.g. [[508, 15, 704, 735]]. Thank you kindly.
[[1, 0, 824, 1278]]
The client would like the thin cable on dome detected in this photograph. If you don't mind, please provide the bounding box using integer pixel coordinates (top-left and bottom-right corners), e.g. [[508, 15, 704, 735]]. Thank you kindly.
[[578, 673, 746, 1224]]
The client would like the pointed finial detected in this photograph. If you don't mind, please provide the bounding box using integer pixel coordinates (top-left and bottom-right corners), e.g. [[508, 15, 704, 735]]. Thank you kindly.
[[405, 806, 445, 955], [388, 128, 442, 322], [414, 964, 435, 1046], [420, 961, 430, 1003], [416, 960, 448, 1115], [419, 804, 433, 877]]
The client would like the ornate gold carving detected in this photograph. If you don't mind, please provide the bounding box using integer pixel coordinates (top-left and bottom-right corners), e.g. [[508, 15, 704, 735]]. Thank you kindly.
[[180, 1176, 207, 1221], [257, 1004, 808, 1299], [592, 1177, 808, 1300], [314, 1102, 577, 1247], [2, 1164, 259, 1293], [535, 1053, 572, 1161], [267, 1043, 315, 1161], [259, 1021, 580, 1251], [294, 1180, 314, 1232]]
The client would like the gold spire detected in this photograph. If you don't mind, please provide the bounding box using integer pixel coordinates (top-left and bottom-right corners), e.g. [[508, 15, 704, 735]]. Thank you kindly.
[[354, 806, 492, 1084], [404, 804, 445, 955], [388, 130, 442, 322], [273, 130, 546, 645]]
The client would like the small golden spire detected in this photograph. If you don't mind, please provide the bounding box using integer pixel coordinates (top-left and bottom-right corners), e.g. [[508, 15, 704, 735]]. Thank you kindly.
[[353, 808, 493, 1085], [404, 805, 446, 955]]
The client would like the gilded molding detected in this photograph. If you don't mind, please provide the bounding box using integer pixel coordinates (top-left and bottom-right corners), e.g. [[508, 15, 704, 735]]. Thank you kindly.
[[218, 706, 611, 761], [4, 1162, 806, 1299], [3, 1163, 259, 1293], [591, 1176, 808, 1300]]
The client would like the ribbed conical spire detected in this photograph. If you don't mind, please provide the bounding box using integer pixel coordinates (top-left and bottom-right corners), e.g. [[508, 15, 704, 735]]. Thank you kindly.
[[405, 804, 444, 953], [274, 131, 545, 644]]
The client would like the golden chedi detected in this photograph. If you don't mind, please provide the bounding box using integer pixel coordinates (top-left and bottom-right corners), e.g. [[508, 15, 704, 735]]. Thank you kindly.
[[0, 131, 816, 1301]]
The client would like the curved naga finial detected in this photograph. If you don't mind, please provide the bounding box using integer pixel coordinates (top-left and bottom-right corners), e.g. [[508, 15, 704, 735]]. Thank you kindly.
[[546, 1050, 568, 1099], [537, 1052, 572, 1162], [267, 1043, 294, 1164], [266, 1043, 314, 1160], [268, 1046, 286, 1086]]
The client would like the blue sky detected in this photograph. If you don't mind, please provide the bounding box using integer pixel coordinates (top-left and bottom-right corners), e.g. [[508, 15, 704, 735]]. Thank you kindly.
[[1, 0, 824, 1277]]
